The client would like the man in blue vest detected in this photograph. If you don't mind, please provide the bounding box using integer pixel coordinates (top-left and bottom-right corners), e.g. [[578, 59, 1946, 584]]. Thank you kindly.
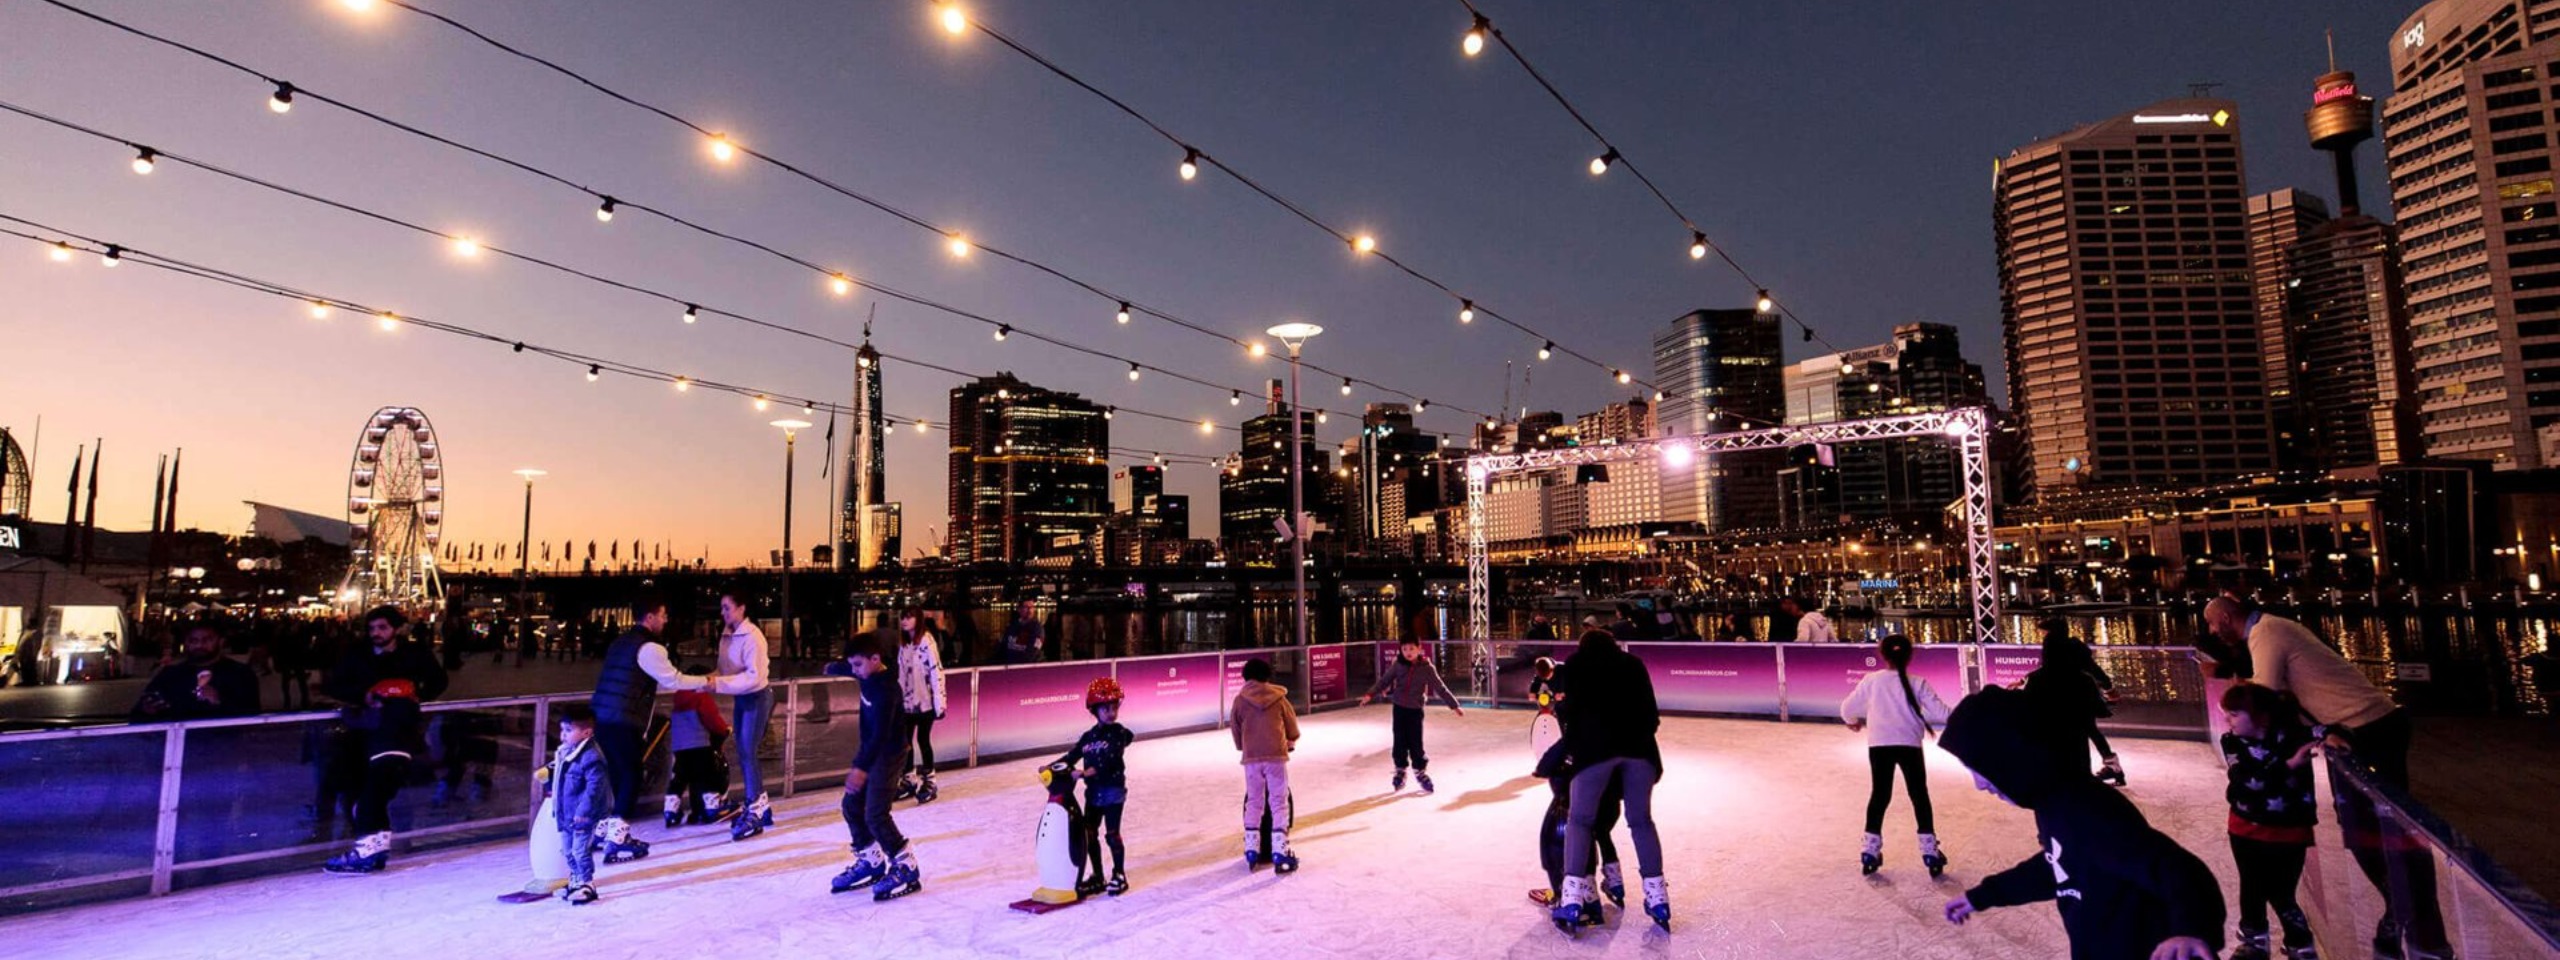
[[590, 590, 709, 863]]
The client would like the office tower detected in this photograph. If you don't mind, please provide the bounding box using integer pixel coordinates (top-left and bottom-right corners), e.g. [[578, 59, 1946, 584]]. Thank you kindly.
[[2248, 187, 2334, 451], [946, 374, 1110, 563], [1652, 308, 1784, 531]]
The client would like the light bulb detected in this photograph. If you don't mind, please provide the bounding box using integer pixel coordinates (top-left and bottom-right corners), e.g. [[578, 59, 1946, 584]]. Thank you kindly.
[[831, 273, 854, 296], [269, 82, 295, 113], [1353, 234, 1377, 255], [1104, 407, 1115, 420], [1653, 390, 1665, 402], [1230, 391, 1242, 406], [683, 304, 699, 324], [1756, 289, 1773, 313], [377, 311, 397, 331], [131, 147, 156, 174], [1539, 341, 1553, 361], [1341, 378, 1353, 396], [708, 134, 736, 163], [1199, 419, 1214, 434], [1179, 148, 1199, 181], [1589, 148, 1618, 176], [915, 419, 929, 433], [1459, 300, 1475, 323], [1153, 454, 1164, 464], [1316, 411, 1328, 424], [938, 3, 967, 35], [674, 377, 691, 392], [947, 234, 970, 258], [1690, 232, 1708, 260], [587, 365, 601, 382], [1249, 342, 1267, 358], [802, 402, 816, 415], [309, 300, 330, 319], [1116, 302, 1131, 324], [1615, 369, 1632, 384], [1416, 399, 1429, 413], [596, 197, 617, 222], [1128, 363, 1141, 381], [1463, 16, 1489, 56], [341, 0, 374, 10], [754, 395, 770, 411], [451, 236, 481, 257], [49, 242, 72, 263], [993, 324, 1010, 341], [100, 244, 122, 267]]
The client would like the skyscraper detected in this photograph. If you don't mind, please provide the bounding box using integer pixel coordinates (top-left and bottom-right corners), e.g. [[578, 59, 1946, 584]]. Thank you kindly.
[[1220, 394, 1330, 560], [946, 374, 1111, 564], [2384, 0, 2560, 469], [2247, 187, 2333, 452], [1776, 323, 1990, 527], [842, 333, 893, 570], [1995, 97, 2275, 496], [2290, 66, 2418, 469], [1355, 403, 1442, 552], [1652, 308, 1784, 532]]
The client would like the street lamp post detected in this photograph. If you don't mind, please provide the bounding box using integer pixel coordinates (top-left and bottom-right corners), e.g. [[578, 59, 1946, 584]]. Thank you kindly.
[[772, 419, 812, 661], [511, 468, 544, 619], [1265, 323, 1323, 654]]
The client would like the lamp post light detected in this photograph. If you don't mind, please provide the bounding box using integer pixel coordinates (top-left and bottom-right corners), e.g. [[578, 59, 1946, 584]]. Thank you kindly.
[[1265, 322, 1323, 653], [511, 469, 544, 618], [771, 419, 813, 660]]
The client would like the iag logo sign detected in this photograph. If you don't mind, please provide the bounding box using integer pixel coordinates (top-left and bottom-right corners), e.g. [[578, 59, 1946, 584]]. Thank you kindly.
[[2404, 21, 2426, 49]]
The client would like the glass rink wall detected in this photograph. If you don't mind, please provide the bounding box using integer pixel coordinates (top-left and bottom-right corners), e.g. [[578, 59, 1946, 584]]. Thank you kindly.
[[4, 638, 2554, 957]]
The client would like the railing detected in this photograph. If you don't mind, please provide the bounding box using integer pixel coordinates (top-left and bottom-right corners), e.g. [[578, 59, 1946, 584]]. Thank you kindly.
[[2292, 747, 2560, 957], [0, 637, 2201, 915]]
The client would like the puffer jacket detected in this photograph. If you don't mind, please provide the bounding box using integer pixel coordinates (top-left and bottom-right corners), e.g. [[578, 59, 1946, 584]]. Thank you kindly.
[[1230, 681, 1299, 764]]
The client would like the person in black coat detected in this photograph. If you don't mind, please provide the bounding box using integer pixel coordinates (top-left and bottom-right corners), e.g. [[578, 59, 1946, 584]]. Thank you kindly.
[[1547, 630, 1671, 934], [2029, 618, 2123, 785], [320, 606, 449, 875], [1940, 686, 2222, 960], [132, 622, 261, 720]]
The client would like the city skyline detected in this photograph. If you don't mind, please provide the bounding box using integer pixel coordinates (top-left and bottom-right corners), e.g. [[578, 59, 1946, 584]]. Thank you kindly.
[[2, 0, 2423, 563]]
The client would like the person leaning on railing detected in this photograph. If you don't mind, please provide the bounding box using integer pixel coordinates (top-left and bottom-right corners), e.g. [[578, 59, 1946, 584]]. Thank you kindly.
[[131, 621, 261, 721]]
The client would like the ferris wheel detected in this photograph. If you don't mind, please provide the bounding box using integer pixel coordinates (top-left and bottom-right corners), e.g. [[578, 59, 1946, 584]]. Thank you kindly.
[[341, 406, 445, 614]]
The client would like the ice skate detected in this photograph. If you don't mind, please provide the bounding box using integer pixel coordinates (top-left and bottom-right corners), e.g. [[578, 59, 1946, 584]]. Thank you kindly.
[[1076, 871, 1107, 898], [557, 882, 598, 905], [1391, 767, 1407, 792], [753, 792, 775, 828], [1859, 832, 1883, 876], [1550, 875, 1591, 937], [1241, 829, 1265, 870], [1415, 771, 1435, 795], [1105, 869, 1129, 896], [1601, 861, 1627, 907], [2096, 755, 2126, 786], [871, 849, 923, 901], [2372, 918, 2406, 960], [829, 846, 887, 894], [2278, 909, 2320, 959], [598, 818, 650, 864], [1578, 878, 1603, 927], [2230, 928, 2272, 960], [322, 831, 391, 875], [663, 794, 684, 830], [1643, 875, 1672, 931], [1919, 833, 1947, 878], [1270, 831, 1298, 874], [895, 775, 919, 801], [915, 773, 940, 805], [729, 793, 772, 841]]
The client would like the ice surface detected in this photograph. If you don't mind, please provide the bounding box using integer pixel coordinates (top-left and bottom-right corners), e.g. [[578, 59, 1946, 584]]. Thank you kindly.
[[6, 707, 2242, 959]]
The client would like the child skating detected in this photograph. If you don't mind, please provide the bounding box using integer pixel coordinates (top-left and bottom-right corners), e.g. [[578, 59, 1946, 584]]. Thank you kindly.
[[2219, 683, 2321, 960], [1358, 637, 1463, 794], [548, 705, 608, 905], [1529, 739, 1626, 923], [1055, 677, 1136, 896], [824, 634, 923, 900], [1940, 686, 2224, 960], [1839, 634, 1953, 877], [664, 684, 732, 828], [1231, 657, 1300, 873]]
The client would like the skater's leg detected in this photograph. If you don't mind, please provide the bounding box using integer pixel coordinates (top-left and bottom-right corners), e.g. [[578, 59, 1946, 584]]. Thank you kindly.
[[596, 722, 645, 822], [840, 784, 876, 851], [733, 690, 768, 804], [357, 754, 411, 835], [1863, 747, 1896, 835], [1240, 764, 1271, 842], [1539, 804, 1566, 898], [1893, 747, 1934, 835], [863, 753, 907, 857], [1618, 760, 1663, 879], [1562, 759, 1629, 878], [563, 828, 596, 886], [1099, 803, 1127, 873], [2088, 724, 2114, 761], [2233, 835, 2272, 934], [1390, 706, 1420, 771], [2263, 839, 2308, 921]]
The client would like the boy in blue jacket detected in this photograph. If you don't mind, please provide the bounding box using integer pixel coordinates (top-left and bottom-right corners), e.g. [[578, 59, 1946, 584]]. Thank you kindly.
[[824, 633, 922, 901], [549, 705, 609, 904]]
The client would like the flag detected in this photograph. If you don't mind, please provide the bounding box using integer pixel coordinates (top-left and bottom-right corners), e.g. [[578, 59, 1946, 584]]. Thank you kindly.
[[147, 454, 167, 572], [586, 540, 596, 561], [610, 540, 619, 561], [61, 444, 82, 563], [80, 439, 100, 569], [542, 541, 551, 562], [164, 449, 181, 534]]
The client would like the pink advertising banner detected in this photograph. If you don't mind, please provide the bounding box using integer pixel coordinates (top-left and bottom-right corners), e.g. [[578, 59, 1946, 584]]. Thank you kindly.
[[973, 661, 1112, 759], [1308, 645, 1349, 706], [1781, 645, 1968, 719], [1111, 654, 1225, 736], [1628, 644, 1783, 716], [1978, 645, 2044, 692]]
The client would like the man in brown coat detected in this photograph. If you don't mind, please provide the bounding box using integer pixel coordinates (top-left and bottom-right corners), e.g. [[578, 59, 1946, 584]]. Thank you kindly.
[[1230, 658, 1300, 874]]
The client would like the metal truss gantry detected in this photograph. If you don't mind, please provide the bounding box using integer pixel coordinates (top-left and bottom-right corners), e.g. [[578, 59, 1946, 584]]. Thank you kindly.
[[1466, 407, 2001, 645]]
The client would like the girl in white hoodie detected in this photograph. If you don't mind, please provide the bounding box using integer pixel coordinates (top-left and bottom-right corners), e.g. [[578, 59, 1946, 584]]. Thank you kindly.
[[1840, 634, 1952, 877], [896, 608, 949, 804]]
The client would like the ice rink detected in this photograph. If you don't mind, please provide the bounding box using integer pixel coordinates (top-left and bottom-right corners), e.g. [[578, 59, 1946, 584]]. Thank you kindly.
[[5, 706, 2238, 959]]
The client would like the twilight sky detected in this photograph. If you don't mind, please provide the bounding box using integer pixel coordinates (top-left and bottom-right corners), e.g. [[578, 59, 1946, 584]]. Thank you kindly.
[[1, 0, 2418, 565]]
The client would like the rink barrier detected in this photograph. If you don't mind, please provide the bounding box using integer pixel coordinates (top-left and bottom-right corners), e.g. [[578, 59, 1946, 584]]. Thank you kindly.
[[2293, 747, 2560, 955], [0, 639, 2199, 915]]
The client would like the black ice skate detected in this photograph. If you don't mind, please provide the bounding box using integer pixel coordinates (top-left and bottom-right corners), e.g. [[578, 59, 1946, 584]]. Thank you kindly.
[[1391, 767, 1406, 792], [2097, 755, 2126, 787], [557, 882, 598, 905], [1415, 771, 1435, 795], [1106, 870, 1129, 896], [915, 773, 939, 805], [322, 831, 391, 875], [2231, 928, 2272, 960], [1919, 833, 1947, 878], [871, 851, 922, 901]]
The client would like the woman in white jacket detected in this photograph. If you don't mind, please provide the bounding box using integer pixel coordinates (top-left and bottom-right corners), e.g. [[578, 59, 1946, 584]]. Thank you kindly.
[[1840, 634, 1951, 878], [711, 589, 775, 841], [896, 608, 948, 804]]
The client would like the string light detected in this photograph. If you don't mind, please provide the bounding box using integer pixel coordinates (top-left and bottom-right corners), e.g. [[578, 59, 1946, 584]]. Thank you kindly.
[[802, 401, 816, 415], [1415, 399, 1429, 413], [1589, 148, 1619, 176], [1116, 302, 1131, 324], [1353, 234, 1376, 255], [596, 196, 617, 222], [754, 395, 770, 411], [1127, 362, 1141, 381], [1198, 418, 1214, 433], [1652, 390, 1665, 402], [1459, 300, 1475, 324], [938, 3, 968, 35], [1249, 341, 1267, 358], [1462, 14, 1490, 57], [1614, 369, 1631, 384], [1341, 378, 1353, 396], [269, 81, 294, 113], [1539, 341, 1554, 360], [451, 236, 481, 257], [130, 147, 155, 174], [377, 310, 397, 331], [309, 299, 329, 319], [830, 273, 854, 296], [1315, 410, 1328, 424], [1230, 390, 1242, 406], [340, 0, 375, 10], [946, 233, 970, 258], [1103, 407, 1114, 420], [1690, 231, 1708, 260], [100, 243, 121, 267], [1756, 289, 1773, 313], [1178, 147, 1199, 181], [587, 364, 601, 382], [707, 133, 736, 163], [993, 324, 1010, 341], [49, 241, 72, 262], [674, 376, 691, 392], [915, 418, 929, 432], [683, 303, 699, 324]]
